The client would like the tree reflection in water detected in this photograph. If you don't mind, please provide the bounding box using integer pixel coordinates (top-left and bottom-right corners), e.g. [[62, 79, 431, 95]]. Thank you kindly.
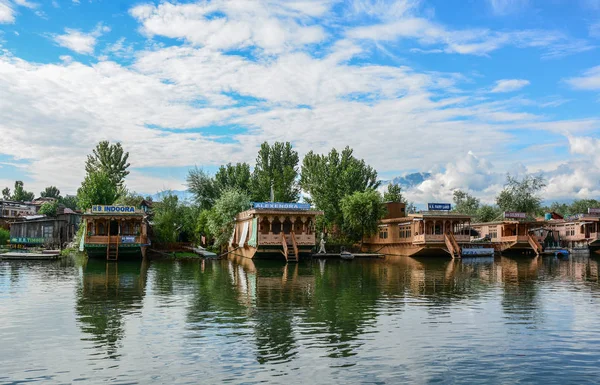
[[75, 259, 148, 359]]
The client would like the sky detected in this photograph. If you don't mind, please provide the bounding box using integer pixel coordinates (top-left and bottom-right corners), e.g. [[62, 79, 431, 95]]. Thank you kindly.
[[0, 0, 599, 204]]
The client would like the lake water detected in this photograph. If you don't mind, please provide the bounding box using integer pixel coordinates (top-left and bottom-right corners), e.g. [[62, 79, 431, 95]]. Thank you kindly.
[[2, 254, 600, 384]]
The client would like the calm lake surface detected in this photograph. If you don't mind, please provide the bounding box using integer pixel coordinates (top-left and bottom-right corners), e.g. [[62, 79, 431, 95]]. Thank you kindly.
[[2, 254, 600, 384]]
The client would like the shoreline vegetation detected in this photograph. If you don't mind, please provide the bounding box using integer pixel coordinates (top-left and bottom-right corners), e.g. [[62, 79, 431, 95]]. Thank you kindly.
[[2, 140, 598, 253]]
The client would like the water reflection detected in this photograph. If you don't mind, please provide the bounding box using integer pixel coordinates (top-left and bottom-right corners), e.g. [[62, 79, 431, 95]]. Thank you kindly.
[[75, 259, 148, 359], [4, 253, 600, 383]]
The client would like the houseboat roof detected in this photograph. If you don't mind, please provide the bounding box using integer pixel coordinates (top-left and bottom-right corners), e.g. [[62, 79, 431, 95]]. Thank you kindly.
[[410, 212, 472, 219], [471, 220, 546, 226]]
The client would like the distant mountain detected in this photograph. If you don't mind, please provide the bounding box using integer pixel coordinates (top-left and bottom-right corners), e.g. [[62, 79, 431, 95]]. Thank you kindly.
[[150, 190, 192, 202], [380, 172, 432, 188]]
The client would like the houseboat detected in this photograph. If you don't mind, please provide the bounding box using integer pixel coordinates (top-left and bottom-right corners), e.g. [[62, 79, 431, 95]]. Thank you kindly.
[[362, 202, 472, 258], [543, 211, 600, 253], [9, 207, 81, 249], [81, 205, 150, 260], [229, 202, 323, 261], [470, 218, 544, 255]]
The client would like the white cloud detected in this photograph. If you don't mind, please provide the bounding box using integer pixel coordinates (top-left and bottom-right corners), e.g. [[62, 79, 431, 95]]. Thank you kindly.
[[590, 22, 600, 38], [488, 0, 529, 15], [129, 1, 328, 53], [53, 23, 110, 54], [565, 65, 600, 90], [0, 0, 15, 23], [490, 79, 530, 93], [13, 0, 37, 9], [346, 16, 593, 58]]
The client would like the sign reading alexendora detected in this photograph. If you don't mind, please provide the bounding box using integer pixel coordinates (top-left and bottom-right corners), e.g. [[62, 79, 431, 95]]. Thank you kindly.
[[252, 202, 311, 210], [91, 205, 136, 214]]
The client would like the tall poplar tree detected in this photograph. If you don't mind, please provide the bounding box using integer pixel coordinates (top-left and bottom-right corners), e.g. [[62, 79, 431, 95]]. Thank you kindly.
[[85, 141, 130, 187], [251, 142, 300, 202]]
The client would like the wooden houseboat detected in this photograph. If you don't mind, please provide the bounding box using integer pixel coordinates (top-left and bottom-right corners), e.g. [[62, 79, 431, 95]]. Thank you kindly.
[[81, 205, 150, 260], [229, 202, 323, 262], [543, 213, 600, 252], [362, 202, 472, 258], [9, 207, 81, 249], [470, 220, 544, 255]]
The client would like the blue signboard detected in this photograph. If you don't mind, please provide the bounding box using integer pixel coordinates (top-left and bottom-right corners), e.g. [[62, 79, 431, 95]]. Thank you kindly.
[[428, 203, 451, 211], [121, 236, 136, 243], [92, 205, 136, 213], [252, 202, 311, 210]]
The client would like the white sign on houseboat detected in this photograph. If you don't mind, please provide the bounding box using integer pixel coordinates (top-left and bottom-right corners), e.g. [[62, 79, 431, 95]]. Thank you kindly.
[[588, 208, 600, 215], [428, 203, 451, 211], [91, 205, 136, 213], [504, 211, 526, 219]]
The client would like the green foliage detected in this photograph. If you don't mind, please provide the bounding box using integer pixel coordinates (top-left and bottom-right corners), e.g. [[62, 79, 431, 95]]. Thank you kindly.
[[114, 189, 145, 208], [38, 201, 59, 217], [2, 187, 10, 200], [85, 141, 130, 187], [77, 171, 121, 210], [153, 192, 186, 244], [9, 181, 35, 202], [0, 228, 9, 245], [207, 188, 251, 248], [453, 190, 480, 215], [251, 142, 300, 202], [545, 199, 600, 217], [215, 163, 251, 194], [187, 167, 218, 210], [59, 195, 79, 211], [475, 204, 502, 223], [496, 174, 546, 215], [383, 183, 405, 203], [341, 189, 386, 246], [40, 186, 61, 199], [300, 146, 379, 233]]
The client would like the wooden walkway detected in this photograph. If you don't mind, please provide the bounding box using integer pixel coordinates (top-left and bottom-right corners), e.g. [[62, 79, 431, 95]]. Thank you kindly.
[[311, 253, 384, 259], [1, 252, 61, 260]]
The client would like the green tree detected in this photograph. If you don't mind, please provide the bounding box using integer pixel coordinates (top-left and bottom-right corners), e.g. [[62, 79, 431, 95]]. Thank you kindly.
[[475, 204, 502, 223], [2, 187, 10, 200], [187, 167, 218, 210], [207, 188, 251, 249], [496, 175, 546, 216], [300, 146, 379, 233], [11, 181, 35, 202], [214, 163, 251, 194], [152, 192, 184, 243], [85, 141, 130, 187], [570, 199, 600, 215], [114, 189, 145, 208], [40, 186, 61, 199], [77, 172, 120, 210], [38, 201, 59, 217], [383, 183, 405, 203], [0, 228, 9, 245], [453, 190, 480, 215], [59, 195, 79, 211], [251, 142, 300, 202], [340, 190, 386, 248], [196, 209, 212, 244]]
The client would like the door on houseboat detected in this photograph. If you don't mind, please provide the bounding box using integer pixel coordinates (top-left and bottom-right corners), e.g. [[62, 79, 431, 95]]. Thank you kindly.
[[585, 225, 590, 239], [110, 220, 119, 236]]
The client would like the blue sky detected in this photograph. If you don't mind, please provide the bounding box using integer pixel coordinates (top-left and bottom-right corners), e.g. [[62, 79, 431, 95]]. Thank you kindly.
[[0, 0, 599, 203]]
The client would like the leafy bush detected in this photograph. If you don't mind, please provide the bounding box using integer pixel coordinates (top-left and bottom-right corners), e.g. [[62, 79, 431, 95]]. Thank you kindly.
[[0, 228, 9, 245]]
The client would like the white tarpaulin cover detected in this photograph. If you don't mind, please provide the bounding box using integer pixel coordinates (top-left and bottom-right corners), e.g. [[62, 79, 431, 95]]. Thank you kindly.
[[239, 222, 249, 247]]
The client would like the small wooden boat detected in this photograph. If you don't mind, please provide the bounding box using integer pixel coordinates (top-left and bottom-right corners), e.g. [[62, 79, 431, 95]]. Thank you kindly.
[[554, 249, 570, 258], [340, 251, 354, 260]]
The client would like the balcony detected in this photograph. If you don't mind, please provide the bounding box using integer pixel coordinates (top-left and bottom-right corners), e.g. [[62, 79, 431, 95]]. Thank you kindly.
[[85, 235, 147, 245], [258, 233, 315, 246]]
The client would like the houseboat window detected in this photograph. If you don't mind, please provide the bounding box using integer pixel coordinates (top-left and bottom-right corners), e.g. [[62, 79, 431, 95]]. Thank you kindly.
[[379, 228, 388, 239], [307, 219, 313, 235], [490, 230, 497, 239], [134, 223, 140, 235], [98, 222, 105, 236], [434, 224, 441, 235], [42, 225, 53, 238], [283, 218, 292, 234], [272, 218, 281, 235], [122, 222, 130, 235], [294, 217, 303, 233], [260, 217, 270, 235]]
